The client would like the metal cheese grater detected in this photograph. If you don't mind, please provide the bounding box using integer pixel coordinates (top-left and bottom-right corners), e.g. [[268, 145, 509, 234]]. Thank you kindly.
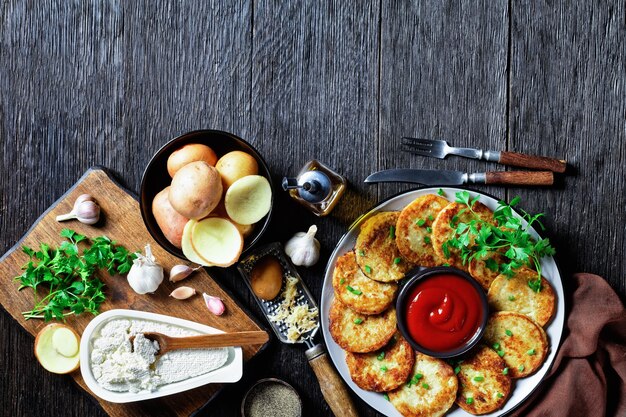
[[238, 242, 319, 347], [237, 242, 359, 417]]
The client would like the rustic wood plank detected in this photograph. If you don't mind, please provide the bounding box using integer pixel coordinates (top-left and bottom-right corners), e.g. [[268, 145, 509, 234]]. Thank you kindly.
[[246, 1, 380, 416], [508, 1, 626, 295], [378, 0, 509, 202]]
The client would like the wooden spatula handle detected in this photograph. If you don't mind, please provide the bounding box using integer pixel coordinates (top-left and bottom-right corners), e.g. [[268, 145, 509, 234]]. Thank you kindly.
[[306, 344, 359, 417], [167, 330, 269, 350], [498, 151, 567, 173], [485, 171, 554, 186]]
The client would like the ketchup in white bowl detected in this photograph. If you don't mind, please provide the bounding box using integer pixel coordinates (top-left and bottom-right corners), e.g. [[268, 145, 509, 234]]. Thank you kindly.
[[397, 267, 488, 358]]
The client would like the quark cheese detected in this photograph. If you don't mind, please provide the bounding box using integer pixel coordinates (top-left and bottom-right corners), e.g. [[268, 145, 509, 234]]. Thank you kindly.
[[90, 319, 229, 393]]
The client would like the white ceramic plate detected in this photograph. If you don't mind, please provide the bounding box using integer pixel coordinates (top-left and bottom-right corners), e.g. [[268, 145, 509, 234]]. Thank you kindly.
[[80, 309, 243, 403], [320, 187, 564, 417]]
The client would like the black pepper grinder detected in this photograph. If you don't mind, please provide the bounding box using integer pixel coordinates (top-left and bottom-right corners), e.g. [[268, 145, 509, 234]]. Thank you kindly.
[[282, 160, 346, 216]]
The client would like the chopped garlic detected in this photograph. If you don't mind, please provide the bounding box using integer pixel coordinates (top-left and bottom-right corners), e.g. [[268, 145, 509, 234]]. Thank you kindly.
[[268, 275, 318, 342]]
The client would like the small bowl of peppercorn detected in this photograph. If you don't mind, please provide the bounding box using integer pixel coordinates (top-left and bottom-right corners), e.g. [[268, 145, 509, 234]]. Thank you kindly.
[[241, 378, 302, 417]]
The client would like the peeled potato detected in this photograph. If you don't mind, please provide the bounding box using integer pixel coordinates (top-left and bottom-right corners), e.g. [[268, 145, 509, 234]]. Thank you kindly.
[[191, 217, 243, 267], [152, 186, 189, 248], [169, 161, 223, 219], [181, 220, 212, 266], [34, 323, 80, 374], [216, 151, 258, 190], [167, 143, 218, 177], [225, 175, 272, 225], [250, 256, 283, 300]]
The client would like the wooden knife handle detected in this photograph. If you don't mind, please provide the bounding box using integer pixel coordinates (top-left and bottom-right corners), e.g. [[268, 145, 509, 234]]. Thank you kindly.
[[307, 345, 359, 417], [167, 330, 269, 349], [485, 171, 554, 186], [498, 151, 567, 173]]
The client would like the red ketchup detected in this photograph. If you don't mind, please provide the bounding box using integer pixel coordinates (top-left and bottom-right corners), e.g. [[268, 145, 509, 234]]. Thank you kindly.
[[404, 273, 484, 352]]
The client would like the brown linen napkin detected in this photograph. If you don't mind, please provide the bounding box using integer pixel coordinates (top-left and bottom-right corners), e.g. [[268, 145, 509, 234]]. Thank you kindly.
[[510, 273, 626, 417]]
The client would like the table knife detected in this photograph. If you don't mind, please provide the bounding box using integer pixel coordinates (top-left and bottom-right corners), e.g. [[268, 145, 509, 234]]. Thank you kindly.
[[364, 169, 554, 186]]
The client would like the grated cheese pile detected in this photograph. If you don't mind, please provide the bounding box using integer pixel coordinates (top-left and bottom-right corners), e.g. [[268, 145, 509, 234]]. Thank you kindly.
[[268, 275, 318, 342]]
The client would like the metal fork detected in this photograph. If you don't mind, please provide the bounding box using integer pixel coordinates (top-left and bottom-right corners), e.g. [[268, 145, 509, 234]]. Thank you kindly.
[[401, 137, 567, 173]]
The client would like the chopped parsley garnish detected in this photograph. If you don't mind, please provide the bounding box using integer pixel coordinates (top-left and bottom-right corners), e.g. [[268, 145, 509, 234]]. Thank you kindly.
[[346, 286, 362, 295], [443, 191, 555, 292]]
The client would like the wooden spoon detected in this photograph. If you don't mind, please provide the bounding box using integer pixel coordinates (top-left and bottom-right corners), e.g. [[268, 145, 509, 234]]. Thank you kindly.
[[130, 330, 269, 355]]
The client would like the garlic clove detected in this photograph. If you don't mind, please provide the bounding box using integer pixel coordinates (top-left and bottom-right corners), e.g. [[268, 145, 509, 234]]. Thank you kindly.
[[203, 293, 225, 316], [169, 286, 196, 300], [169, 264, 202, 282], [75, 200, 101, 225], [56, 194, 101, 224], [74, 194, 96, 206]]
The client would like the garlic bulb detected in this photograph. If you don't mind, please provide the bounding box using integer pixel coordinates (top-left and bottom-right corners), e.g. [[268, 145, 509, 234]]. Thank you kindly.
[[285, 225, 320, 267], [56, 194, 101, 225], [127, 244, 164, 294]]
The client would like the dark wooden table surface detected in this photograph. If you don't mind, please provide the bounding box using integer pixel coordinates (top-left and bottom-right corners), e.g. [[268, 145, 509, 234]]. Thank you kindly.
[[1, 1, 624, 416]]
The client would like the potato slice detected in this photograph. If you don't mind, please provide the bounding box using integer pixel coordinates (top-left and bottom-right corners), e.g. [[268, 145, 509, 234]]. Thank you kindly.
[[34, 323, 80, 374], [191, 217, 243, 267], [181, 220, 213, 266], [225, 175, 272, 225]]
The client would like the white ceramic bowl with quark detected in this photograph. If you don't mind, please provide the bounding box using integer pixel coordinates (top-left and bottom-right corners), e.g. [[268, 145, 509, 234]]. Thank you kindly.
[[79, 309, 243, 403]]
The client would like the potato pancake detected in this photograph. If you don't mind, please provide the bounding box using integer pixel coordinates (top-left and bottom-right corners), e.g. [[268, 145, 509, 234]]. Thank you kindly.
[[396, 194, 450, 267], [487, 267, 556, 327], [454, 345, 511, 415], [328, 297, 396, 353], [345, 332, 414, 392], [431, 201, 494, 271], [468, 251, 507, 291], [388, 352, 458, 417], [483, 311, 548, 378], [332, 251, 398, 315], [355, 211, 413, 282]]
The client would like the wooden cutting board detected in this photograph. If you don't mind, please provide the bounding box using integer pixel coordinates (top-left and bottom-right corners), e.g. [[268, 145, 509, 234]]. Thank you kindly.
[[0, 167, 268, 417]]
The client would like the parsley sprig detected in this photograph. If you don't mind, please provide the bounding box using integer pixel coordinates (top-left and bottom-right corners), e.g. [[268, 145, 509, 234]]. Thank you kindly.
[[15, 229, 136, 321], [444, 191, 555, 292]]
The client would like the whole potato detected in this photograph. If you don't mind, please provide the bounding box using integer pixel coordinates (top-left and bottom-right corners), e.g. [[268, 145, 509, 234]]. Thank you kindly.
[[169, 161, 223, 219], [167, 143, 218, 177], [215, 151, 258, 190], [152, 186, 189, 248]]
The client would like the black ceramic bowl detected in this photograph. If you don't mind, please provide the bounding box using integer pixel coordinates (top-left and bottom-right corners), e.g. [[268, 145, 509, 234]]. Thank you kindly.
[[396, 266, 488, 358], [140, 129, 273, 260]]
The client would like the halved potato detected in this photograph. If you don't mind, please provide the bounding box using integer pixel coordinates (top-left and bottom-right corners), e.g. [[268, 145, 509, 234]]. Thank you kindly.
[[191, 217, 243, 267], [34, 323, 80, 374], [225, 175, 272, 225], [181, 220, 213, 266]]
